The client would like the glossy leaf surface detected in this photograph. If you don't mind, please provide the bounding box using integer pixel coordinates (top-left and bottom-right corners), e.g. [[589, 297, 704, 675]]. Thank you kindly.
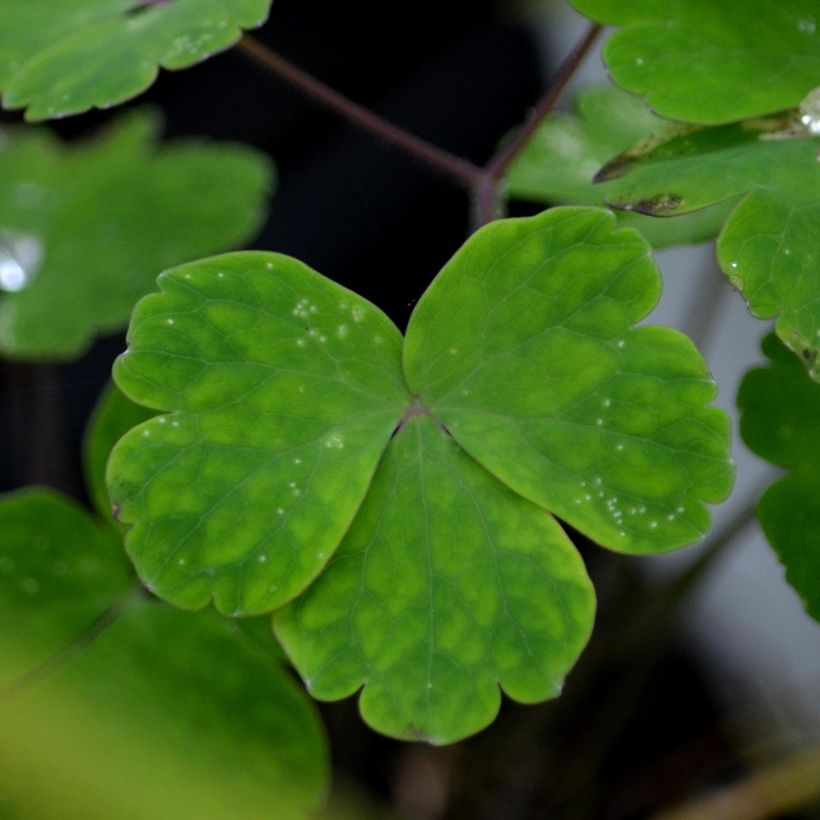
[[597, 117, 820, 379], [505, 86, 732, 247], [0, 0, 272, 120], [111, 207, 733, 742], [110, 251, 410, 616], [738, 335, 820, 621], [276, 415, 595, 744], [572, 0, 820, 123], [404, 208, 734, 554], [0, 489, 328, 816], [0, 110, 272, 359]]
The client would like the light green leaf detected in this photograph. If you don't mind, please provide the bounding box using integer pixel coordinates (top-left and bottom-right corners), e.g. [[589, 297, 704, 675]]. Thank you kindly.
[[404, 207, 734, 554], [0, 488, 132, 688], [85, 381, 156, 529], [109, 251, 410, 616], [571, 0, 820, 123], [504, 85, 733, 247], [0, 0, 272, 121], [0, 489, 328, 816], [596, 116, 820, 379], [276, 414, 595, 744], [111, 206, 732, 742], [738, 335, 820, 621], [0, 109, 272, 360]]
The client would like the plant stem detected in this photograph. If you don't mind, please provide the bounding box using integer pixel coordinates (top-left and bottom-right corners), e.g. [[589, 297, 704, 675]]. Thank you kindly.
[[471, 21, 602, 229], [240, 22, 601, 232], [238, 36, 483, 189]]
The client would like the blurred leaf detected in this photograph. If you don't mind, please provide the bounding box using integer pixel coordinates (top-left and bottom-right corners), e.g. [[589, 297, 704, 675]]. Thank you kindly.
[[597, 114, 820, 379], [0, 0, 272, 121], [109, 251, 410, 616], [0, 489, 329, 817], [84, 381, 156, 529], [0, 488, 131, 688], [276, 415, 595, 744], [504, 85, 733, 247], [571, 0, 820, 123], [0, 109, 272, 360], [738, 335, 820, 621], [110, 207, 733, 742]]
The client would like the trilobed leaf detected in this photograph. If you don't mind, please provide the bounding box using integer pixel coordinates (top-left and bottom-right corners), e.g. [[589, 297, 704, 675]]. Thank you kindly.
[[0, 109, 272, 360], [596, 115, 820, 379], [0, 0, 272, 120], [110, 206, 733, 742], [0, 489, 328, 816], [572, 0, 820, 123], [738, 335, 820, 621], [504, 85, 733, 247]]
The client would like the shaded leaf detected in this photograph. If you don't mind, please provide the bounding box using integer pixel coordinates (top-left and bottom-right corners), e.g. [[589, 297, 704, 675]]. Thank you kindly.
[[738, 334, 820, 621], [0, 109, 272, 359], [597, 115, 820, 379], [0, 489, 328, 816], [404, 208, 734, 554], [504, 85, 733, 247], [572, 0, 820, 123], [0, 0, 271, 121], [276, 415, 595, 744], [84, 381, 156, 529], [109, 251, 410, 616]]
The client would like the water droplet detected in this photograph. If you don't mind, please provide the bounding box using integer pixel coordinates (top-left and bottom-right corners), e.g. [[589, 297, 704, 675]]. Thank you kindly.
[[142, 430, 150, 438], [602, 398, 611, 408], [449, 347, 458, 355], [798, 16, 816, 33], [324, 432, 345, 449], [293, 457, 302, 465], [337, 324, 348, 339], [0, 231, 44, 293], [617, 340, 625, 349], [635, 57, 644, 66], [729, 260, 739, 269], [649, 521, 658, 529], [166, 318, 174, 326], [296, 338, 307, 348], [258, 554, 268, 563], [266, 262, 273, 270], [171, 420, 180, 428], [676, 506, 685, 513], [276, 507, 285, 515], [351, 306, 364, 322], [596, 418, 604, 426], [615, 443, 624, 451], [178, 558, 186, 566], [218, 271, 225, 278]]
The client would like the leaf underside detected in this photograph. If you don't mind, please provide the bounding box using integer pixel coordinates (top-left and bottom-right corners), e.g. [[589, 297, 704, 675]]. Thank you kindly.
[[504, 85, 733, 248], [597, 117, 820, 379], [738, 335, 820, 621], [572, 0, 820, 124], [0, 0, 272, 120], [109, 206, 733, 741], [0, 488, 329, 816], [0, 109, 272, 360]]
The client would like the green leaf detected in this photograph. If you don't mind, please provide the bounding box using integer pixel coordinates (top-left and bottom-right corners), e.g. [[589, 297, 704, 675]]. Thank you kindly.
[[404, 207, 734, 554], [596, 115, 820, 379], [109, 251, 410, 616], [0, 489, 328, 816], [504, 85, 733, 247], [571, 0, 820, 123], [738, 335, 820, 621], [0, 0, 272, 121], [275, 414, 595, 744], [110, 206, 733, 742], [0, 109, 272, 359], [0, 488, 132, 688], [85, 381, 156, 529]]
